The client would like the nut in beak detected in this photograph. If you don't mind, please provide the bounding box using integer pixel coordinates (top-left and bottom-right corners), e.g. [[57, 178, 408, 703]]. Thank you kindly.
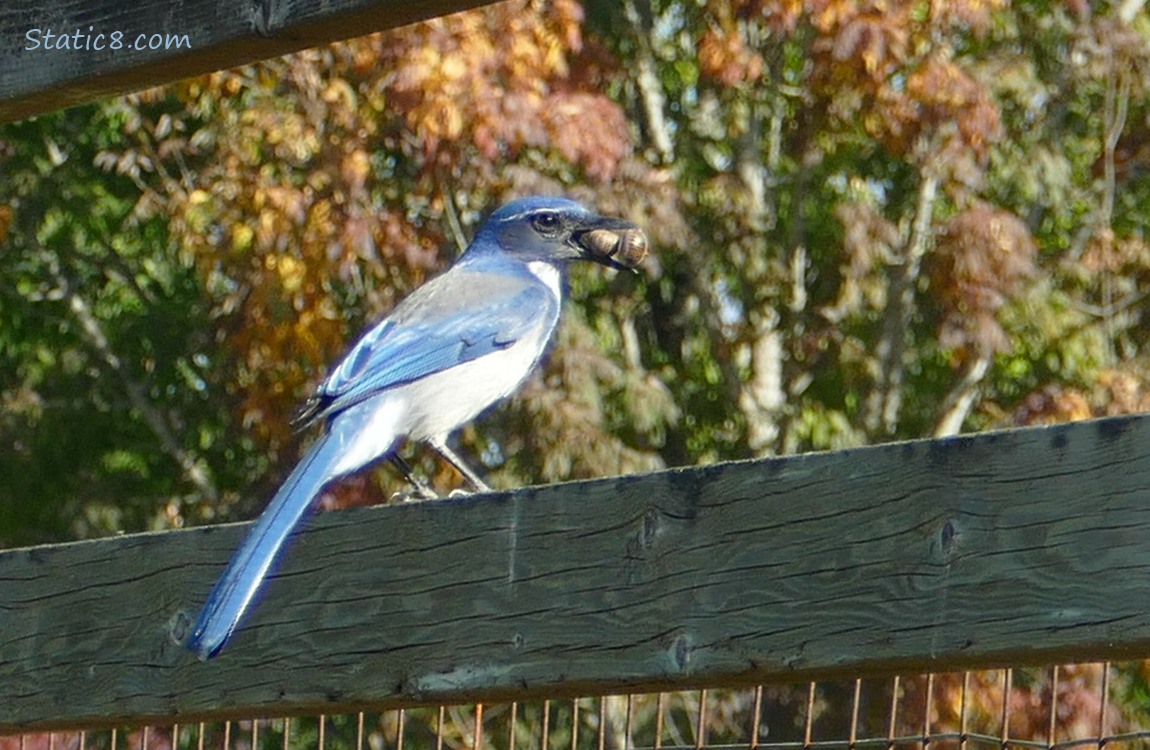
[[580, 227, 649, 269]]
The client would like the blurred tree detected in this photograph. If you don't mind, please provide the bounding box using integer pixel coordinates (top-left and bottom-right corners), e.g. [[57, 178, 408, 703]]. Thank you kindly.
[[0, 106, 224, 545]]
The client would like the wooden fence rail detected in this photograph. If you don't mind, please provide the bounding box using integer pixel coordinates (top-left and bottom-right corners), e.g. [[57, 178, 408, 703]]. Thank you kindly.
[[2, 414, 1149, 733], [0, 0, 498, 124]]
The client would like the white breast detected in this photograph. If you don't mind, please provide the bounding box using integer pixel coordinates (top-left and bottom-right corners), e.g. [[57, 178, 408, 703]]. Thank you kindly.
[[399, 313, 556, 441], [527, 260, 563, 299], [402, 263, 562, 439]]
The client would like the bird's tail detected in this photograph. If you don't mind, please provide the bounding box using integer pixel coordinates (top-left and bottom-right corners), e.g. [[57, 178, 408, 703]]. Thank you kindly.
[[187, 430, 352, 659]]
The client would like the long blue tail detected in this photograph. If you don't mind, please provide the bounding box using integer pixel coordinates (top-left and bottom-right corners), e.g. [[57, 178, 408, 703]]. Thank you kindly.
[[187, 431, 349, 659]]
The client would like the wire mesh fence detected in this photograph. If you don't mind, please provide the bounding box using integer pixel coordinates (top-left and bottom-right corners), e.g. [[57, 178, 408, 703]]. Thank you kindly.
[[7, 661, 1150, 750]]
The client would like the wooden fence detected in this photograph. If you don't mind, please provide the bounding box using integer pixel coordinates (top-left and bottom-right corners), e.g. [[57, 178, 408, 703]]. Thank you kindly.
[[3, 414, 1150, 733], [0, 0, 500, 123]]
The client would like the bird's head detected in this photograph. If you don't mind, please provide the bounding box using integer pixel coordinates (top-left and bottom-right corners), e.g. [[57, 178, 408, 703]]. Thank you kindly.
[[472, 196, 648, 270]]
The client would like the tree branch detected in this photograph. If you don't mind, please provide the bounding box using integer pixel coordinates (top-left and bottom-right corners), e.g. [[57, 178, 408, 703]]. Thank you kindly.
[[623, 0, 674, 163], [864, 170, 938, 438], [932, 354, 991, 437], [49, 256, 220, 504]]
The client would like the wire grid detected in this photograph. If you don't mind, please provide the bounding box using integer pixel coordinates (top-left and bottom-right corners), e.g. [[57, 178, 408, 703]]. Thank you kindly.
[[6, 662, 1150, 750]]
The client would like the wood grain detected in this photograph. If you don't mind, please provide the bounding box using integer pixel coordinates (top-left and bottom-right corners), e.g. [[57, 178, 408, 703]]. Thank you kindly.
[[2, 415, 1150, 731], [0, 0, 499, 123]]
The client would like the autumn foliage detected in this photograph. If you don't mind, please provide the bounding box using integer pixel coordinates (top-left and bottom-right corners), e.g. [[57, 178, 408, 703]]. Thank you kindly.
[[3, 0, 1150, 557]]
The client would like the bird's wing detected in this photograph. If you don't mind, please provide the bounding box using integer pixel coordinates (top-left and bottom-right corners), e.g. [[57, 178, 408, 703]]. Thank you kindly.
[[298, 277, 556, 426]]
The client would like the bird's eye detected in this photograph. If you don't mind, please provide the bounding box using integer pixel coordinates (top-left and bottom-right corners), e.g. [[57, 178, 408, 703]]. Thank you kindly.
[[531, 212, 563, 235]]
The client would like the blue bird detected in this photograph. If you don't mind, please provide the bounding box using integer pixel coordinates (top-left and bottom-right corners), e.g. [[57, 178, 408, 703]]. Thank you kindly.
[[187, 196, 647, 659]]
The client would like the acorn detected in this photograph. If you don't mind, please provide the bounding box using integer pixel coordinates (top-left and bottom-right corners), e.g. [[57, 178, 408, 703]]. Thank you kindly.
[[581, 227, 649, 269]]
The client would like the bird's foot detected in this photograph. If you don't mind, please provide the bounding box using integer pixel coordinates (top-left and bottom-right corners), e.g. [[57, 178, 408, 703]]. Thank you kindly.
[[391, 486, 440, 503]]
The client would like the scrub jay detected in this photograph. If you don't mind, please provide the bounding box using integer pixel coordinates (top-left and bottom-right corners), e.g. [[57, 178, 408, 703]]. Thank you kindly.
[[187, 196, 647, 659]]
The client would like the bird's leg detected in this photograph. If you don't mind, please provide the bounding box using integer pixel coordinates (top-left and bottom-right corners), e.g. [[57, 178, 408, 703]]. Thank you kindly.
[[428, 436, 493, 493], [389, 454, 439, 501]]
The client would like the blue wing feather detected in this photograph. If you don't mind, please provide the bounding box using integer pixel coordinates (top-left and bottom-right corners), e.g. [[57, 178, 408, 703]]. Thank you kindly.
[[308, 281, 553, 423]]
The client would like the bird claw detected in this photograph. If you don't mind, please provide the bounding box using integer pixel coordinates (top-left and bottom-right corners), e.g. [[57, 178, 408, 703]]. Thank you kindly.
[[391, 486, 440, 503]]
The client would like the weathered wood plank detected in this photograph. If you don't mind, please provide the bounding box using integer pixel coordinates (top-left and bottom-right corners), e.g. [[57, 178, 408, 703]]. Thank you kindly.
[[0, 0, 499, 124], [2, 415, 1150, 731]]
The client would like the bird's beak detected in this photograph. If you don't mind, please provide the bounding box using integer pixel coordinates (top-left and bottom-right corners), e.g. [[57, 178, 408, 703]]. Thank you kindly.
[[571, 216, 649, 271]]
